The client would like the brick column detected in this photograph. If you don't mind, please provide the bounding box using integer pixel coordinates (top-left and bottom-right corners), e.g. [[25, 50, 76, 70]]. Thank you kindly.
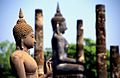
[[110, 46, 120, 78], [76, 19, 84, 63], [34, 9, 44, 76], [96, 4, 107, 78]]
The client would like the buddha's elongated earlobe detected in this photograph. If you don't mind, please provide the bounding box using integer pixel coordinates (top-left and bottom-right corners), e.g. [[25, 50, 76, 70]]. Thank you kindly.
[[21, 39, 24, 50], [56, 23, 60, 34]]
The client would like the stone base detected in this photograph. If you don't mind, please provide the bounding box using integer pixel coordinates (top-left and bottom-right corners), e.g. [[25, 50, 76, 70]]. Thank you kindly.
[[53, 63, 84, 78], [54, 74, 84, 78]]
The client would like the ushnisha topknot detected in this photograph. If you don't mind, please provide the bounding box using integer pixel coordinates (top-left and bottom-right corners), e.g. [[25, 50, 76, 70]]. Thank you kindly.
[[51, 3, 65, 31], [13, 8, 33, 43]]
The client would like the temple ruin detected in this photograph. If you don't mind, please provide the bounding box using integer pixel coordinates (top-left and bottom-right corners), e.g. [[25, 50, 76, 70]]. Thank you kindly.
[[10, 3, 120, 78]]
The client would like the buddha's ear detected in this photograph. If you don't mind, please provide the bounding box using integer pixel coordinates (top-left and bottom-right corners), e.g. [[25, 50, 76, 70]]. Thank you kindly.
[[57, 23, 59, 30], [56, 23, 60, 34], [20, 38, 24, 50]]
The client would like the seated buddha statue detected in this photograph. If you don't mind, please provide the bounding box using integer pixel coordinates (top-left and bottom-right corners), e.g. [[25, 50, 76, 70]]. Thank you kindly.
[[51, 4, 84, 76], [10, 9, 38, 78]]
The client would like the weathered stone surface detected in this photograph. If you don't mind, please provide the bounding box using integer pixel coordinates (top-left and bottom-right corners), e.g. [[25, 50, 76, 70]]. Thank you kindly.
[[11, 8, 38, 78], [76, 20, 84, 63], [34, 9, 44, 76], [96, 4, 107, 78], [110, 46, 120, 78]]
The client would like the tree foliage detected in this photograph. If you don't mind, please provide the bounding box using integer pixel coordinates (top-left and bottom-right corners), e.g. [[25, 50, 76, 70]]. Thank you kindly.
[[44, 48, 52, 61], [84, 38, 97, 78], [0, 41, 15, 78]]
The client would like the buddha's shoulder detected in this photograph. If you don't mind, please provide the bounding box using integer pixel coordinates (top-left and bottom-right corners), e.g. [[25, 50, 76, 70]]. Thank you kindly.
[[53, 33, 63, 39], [10, 50, 25, 60]]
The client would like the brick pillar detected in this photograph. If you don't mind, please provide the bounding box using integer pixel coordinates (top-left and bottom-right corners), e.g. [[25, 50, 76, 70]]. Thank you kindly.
[[34, 9, 44, 76], [76, 19, 84, 63], [110, 46, 120, 78], [96, 4, 107, 78]]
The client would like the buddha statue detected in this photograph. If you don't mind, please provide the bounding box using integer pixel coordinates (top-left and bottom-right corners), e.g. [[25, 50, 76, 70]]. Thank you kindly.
[[10, 9, 38, 78], [51, 4, 84, 77]]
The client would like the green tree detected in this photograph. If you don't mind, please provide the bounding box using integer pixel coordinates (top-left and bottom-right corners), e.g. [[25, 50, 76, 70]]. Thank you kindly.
[[0, 40, 15, 78], [84, 38, 97, 78], [44, 48, 52, 61]]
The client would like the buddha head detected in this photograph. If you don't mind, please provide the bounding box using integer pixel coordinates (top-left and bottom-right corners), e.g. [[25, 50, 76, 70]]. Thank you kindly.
[[51, 3, 67, 34], [13, 8, 36, 50]]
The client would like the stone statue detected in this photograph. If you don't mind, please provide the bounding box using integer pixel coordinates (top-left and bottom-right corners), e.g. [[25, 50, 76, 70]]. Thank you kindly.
[[10, 8, 38, 78], [51, 4, 84, 77]]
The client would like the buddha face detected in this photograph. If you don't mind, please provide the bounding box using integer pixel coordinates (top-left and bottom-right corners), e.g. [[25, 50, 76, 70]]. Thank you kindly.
[[22, 32, 36, 49], [59, 21, 67, 34]]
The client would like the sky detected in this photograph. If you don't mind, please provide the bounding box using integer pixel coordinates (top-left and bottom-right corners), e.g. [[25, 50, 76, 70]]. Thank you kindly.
[[0, 0, 120, 52]]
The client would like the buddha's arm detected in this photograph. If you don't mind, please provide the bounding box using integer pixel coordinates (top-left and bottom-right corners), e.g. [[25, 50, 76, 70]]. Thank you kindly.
[[11, 55, 26, 78], [60, 56, 77, 64], [57, 41, 76, 64]]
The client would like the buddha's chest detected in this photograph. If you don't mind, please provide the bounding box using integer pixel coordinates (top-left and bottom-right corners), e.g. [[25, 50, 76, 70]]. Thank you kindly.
[[23, 53, 37, 74]]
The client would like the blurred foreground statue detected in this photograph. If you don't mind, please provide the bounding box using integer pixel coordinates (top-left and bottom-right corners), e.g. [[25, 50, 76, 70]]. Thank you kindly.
[[51, 4, 84, 78], [10, 9, 38, 78]]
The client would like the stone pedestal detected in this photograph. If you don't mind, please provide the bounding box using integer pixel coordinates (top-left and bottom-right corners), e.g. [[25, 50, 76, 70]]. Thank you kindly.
[[55, 74, 83, 78]]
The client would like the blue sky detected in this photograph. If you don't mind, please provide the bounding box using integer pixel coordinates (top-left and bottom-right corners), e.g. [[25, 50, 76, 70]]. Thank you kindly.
[[0, 0, 120, 51]]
